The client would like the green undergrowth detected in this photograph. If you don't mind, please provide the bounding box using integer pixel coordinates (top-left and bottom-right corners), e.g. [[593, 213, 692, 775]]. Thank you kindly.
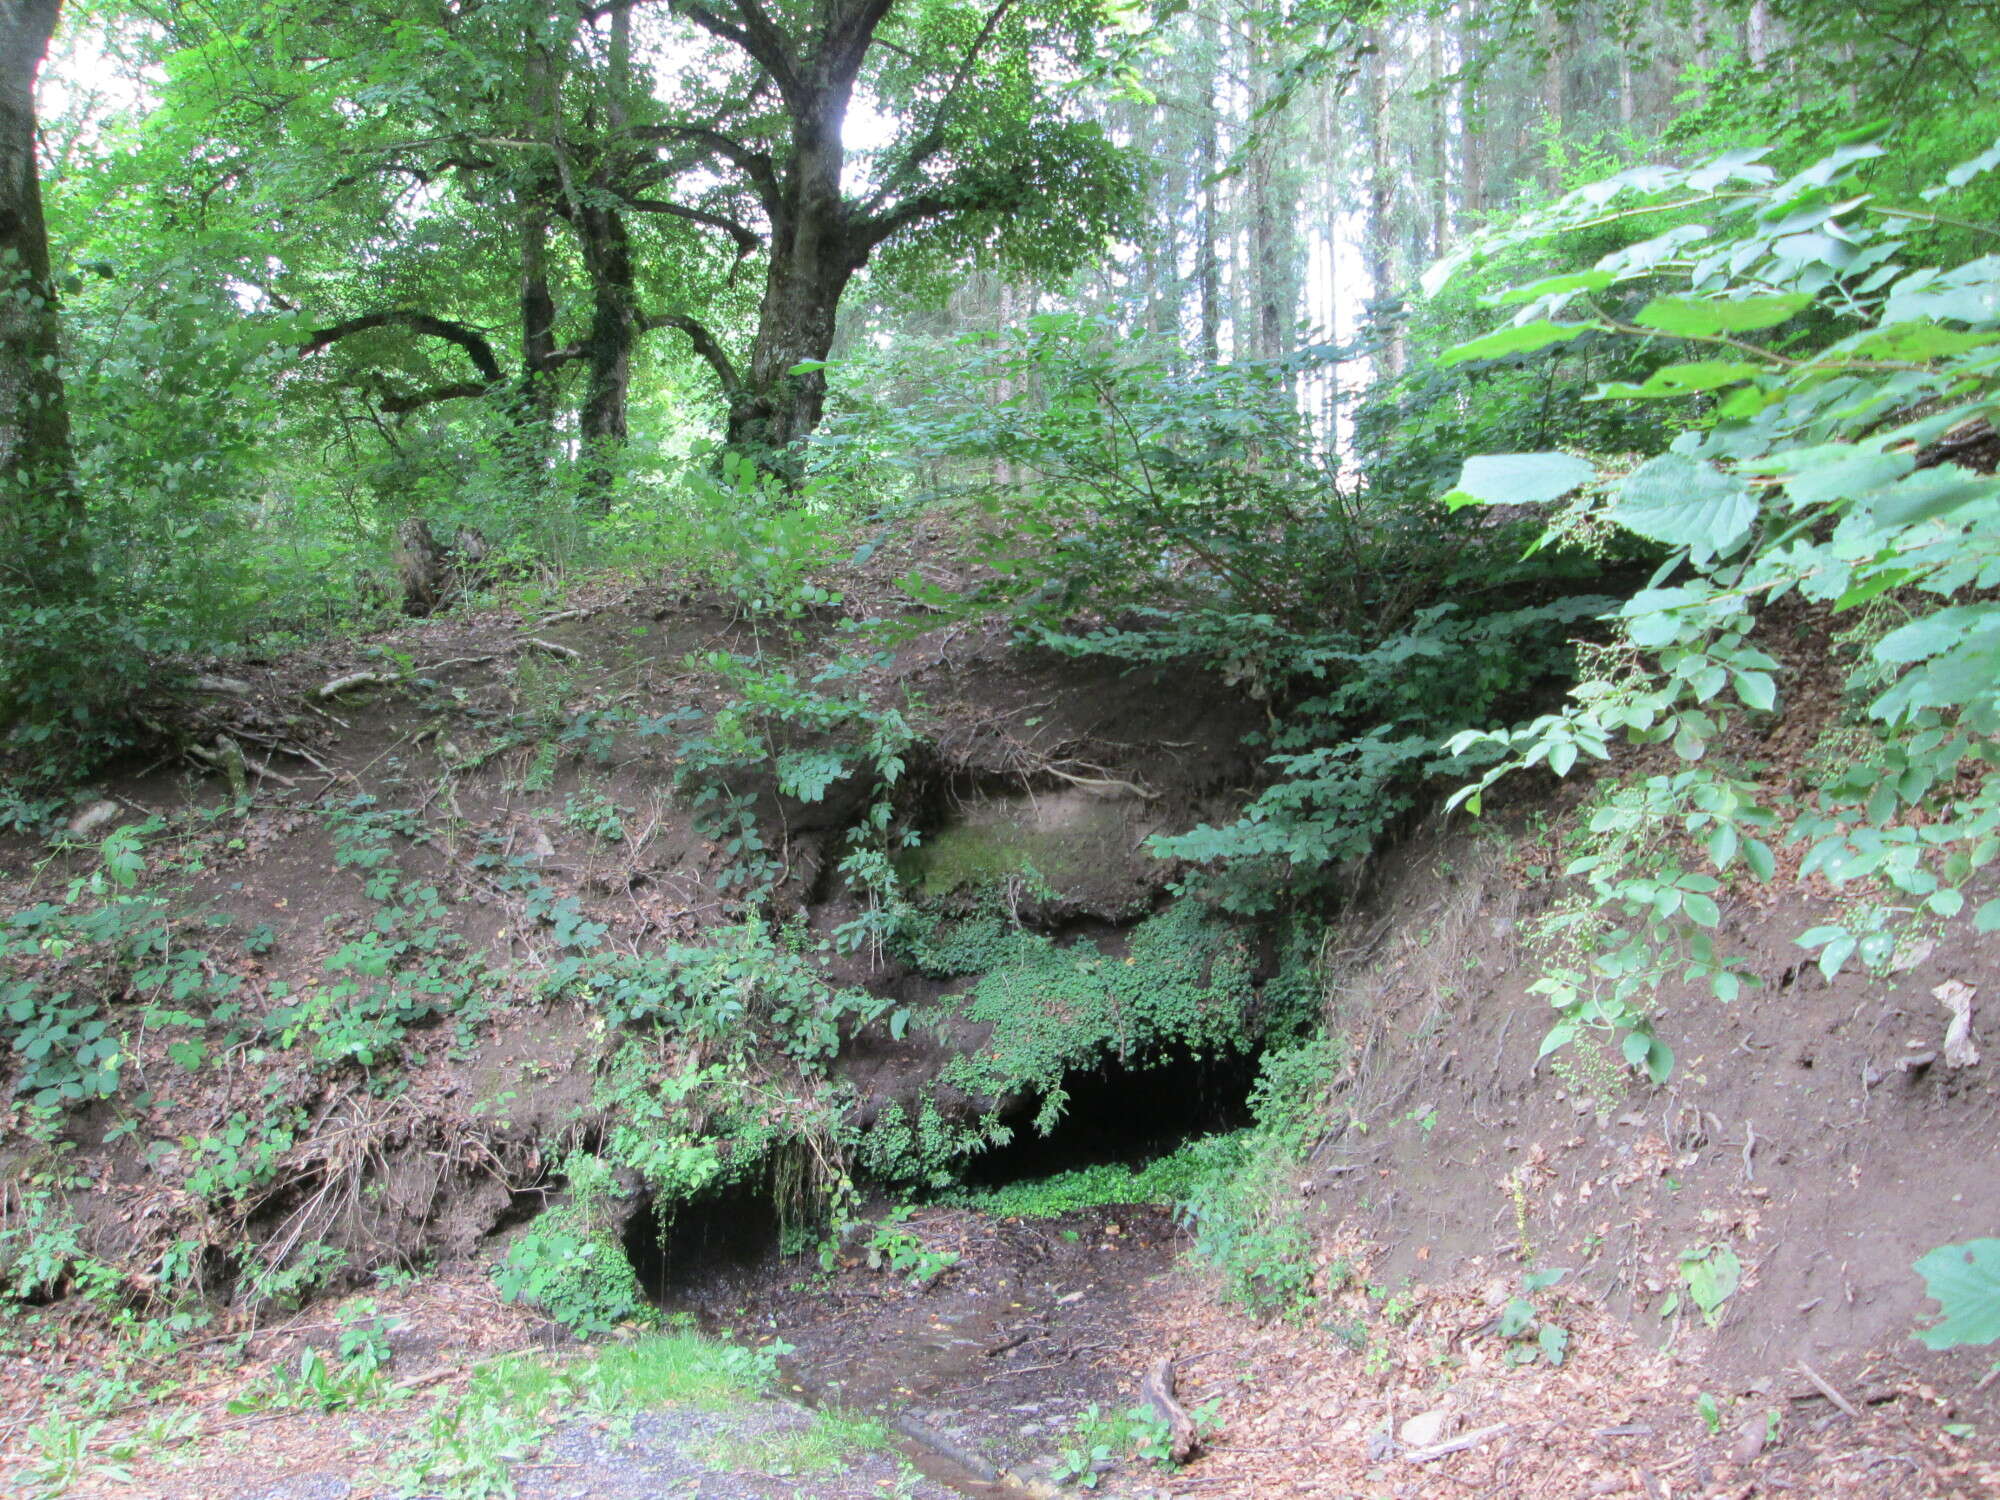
[[919, 901, 1265, 1127], [397, 1323, 782, 1499], [1178, 1035, 1347, 1322], [936, 1133, 1245, 1218], [494, 1153, 652, 1337]]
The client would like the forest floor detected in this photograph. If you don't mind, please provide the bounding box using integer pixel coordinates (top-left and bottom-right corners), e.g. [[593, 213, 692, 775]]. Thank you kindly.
[[0, 551, 1996, 1499]]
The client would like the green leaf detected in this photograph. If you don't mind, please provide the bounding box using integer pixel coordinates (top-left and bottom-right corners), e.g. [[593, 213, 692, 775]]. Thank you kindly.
[[1492, 270, 1616, 307], [1732, 671, 1776, 711], [1884, 257, 2000, 326], [1499, 1297, 1536, 1337], [1642, 1036, 1674, 1084], [1779, 448, 1915, 507], [1925, 135, 2000, 200], [1834, 568, 1920, 612], [1842, 322, 2000, 362], [1683, 893, 1721, 928], [1439, 320, 1597, 367], [1742, 840, 1776, 881], [1611, 453, 1757, 560], [1875, 607, 2000, 665], [1595, 361, 1765, 399], [1865, 467, 2000, 529], [1914, 1240, 2000, 1350], [1976, 899, 2000, 934], [1681, 1245, 1742, 1326], [1538, 1323, 1569, 1366], [1635, 294, 1810, 337], [1445, 453, 1597, 510], [775, 749, 851, 803]]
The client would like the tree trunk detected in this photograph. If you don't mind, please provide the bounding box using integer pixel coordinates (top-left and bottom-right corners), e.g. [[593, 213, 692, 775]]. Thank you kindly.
[[1195, 47, 1222, 366], [508, 200, 559, 458], [1458, 5, 1483, 219], [726, 93, 857, 469], [564, 2, 641, 500], [0, 0, 85, 599], [1540, 8, 1566, 190], [1428, 17, 1448, 260], [577, 198, 637, 494], [1248, 15, 1282, 364], [1746, 0, 1772, 67], [1362, 33, 1400, 377], [727, 254, 852, 464]]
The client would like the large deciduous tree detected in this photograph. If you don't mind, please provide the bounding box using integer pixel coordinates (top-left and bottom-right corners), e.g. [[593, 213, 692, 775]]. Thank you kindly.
[[0, 0, 84, 595], [637, 0, 1135, 459], [164, 0, 1135, 480]]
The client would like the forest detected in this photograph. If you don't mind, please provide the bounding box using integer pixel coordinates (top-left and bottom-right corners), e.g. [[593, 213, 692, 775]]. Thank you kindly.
[[2, 0, 1999, 1496]]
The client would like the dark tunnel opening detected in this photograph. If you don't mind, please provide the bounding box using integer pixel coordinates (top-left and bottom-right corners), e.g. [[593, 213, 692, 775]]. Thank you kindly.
[[957, 1046, 1260, 1187], [622, 1047, 1262, 1302], [622, 1176, 783, 1306]]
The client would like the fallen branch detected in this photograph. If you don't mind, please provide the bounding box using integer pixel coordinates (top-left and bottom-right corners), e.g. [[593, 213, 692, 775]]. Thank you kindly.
[[318, 670, 396, 700], [515, 637, 582, 660], [1404, 1421, 1510, 1464], [1795, 1360, 1861, 1419], [1141, 1356, 1199, 1464], [413, 653, 502, 675]]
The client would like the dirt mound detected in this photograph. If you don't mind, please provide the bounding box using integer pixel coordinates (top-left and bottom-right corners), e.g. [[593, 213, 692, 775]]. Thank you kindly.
[[1195, 817, 2000, 1492], [0, 572, 1264, 1301]]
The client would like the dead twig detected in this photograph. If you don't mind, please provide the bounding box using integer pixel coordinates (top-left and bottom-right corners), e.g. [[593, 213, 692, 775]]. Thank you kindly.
[[1795, 1360, 1862, 1419], [1404, 1421, 1511, 1464]]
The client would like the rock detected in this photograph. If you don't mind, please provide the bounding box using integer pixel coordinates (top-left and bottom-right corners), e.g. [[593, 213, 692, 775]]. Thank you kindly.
[[1730, 1412, 1771, 1465], [1398, 1408, 1452, 1447], [66, 799, 122, 840]]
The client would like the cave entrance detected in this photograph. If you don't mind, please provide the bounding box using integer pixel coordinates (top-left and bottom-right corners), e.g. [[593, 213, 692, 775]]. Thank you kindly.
[[622, 1048, 1261, 1303], [622, 1176, 782, 1307], [958, 1046, 1260, 1187]]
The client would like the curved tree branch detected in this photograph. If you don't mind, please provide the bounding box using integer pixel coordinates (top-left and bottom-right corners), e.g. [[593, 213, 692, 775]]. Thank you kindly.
[[630, 122, 783, 213], [614, 191, 764, 258], [853, 189, 960, 254], [301, 310, 505, 384], [672, 0, 803, 102], [646, 312, 741, 392], [379, 381, 496, 413], [861, 0, 1017, 217]]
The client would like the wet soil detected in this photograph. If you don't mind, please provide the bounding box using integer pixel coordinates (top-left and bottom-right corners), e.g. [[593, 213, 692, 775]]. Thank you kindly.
[[668, 1204, 1187, 1494]]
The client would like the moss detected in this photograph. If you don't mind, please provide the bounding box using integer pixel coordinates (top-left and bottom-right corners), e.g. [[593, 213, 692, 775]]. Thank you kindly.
[[892, 791, 1140, 903]]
